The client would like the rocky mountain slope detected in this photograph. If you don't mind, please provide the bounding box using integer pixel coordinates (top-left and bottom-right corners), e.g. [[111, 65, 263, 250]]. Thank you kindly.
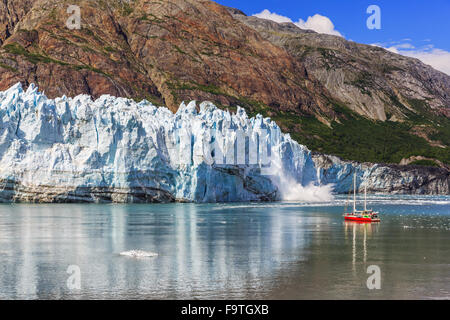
[[232, 12, 450, 122], [0, 0, 330, 114], [0, 0, 449, 167], [231, 11, 450, 165]]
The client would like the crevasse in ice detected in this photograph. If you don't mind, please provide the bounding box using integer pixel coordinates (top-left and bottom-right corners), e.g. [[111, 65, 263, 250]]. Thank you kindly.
[[0, 83, 358, 203]]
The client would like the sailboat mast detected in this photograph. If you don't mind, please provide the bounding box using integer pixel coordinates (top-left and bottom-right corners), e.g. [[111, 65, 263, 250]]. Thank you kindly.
[[353, 172, 356, 213], [364, 185, 367, 211]]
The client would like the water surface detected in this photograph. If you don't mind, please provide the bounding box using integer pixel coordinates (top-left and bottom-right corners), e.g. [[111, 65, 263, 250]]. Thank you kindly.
[[0, 195, 449, 299]]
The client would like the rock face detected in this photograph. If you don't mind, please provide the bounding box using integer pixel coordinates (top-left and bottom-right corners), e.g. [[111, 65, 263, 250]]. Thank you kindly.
[[0, 0, 35, 44], [313, 154, 449, 195], [232, 12, 450, 121], [0, 0, 329, 115], [0, 0, 448, 166], [229, 8, 450, 165], [0, 83, 447, 203]]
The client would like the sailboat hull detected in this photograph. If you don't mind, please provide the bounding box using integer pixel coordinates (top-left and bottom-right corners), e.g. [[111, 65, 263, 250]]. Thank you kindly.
[[344, 215, 380, 223]]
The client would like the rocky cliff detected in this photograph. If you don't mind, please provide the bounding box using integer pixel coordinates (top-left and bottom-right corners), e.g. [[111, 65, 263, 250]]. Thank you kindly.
[[230, 10, 450, 165], [0, 0, 330, 115], [313, 154, 449, 195], [232, 12, 450, 121]]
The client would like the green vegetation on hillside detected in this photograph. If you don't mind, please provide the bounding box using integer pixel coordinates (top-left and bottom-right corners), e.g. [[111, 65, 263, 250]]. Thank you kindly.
[[167, 79, 449, 165], [270, 103, 450, 165], [409, 160, 441, 167], [3, 43, 68, 65]]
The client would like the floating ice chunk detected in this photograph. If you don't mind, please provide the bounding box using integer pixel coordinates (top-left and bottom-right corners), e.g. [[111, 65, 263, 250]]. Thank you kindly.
[[119, 250, 158, 258]]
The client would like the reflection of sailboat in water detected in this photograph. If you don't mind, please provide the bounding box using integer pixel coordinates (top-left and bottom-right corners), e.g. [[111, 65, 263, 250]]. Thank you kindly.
[[345, 222, 378, 272], [344, 172, 380, 223]]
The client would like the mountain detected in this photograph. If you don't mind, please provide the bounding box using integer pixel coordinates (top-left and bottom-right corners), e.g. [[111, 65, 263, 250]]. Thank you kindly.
[[0, 0, 449, 166], [0, 0, 330, 113], [232, 12, 450, 121]]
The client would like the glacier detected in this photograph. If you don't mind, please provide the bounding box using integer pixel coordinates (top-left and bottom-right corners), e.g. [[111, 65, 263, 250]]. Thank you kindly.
[[0, 83, 447, 203]]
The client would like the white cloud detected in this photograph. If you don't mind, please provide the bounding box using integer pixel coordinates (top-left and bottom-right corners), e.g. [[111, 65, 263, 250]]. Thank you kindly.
[[253, 9, 343, 37], [296, 14, 343, 37], [374, 41, 450, 76], [403, 48, 450, 76], [253, 9, 293, 24], [391, 43, 415, 50]]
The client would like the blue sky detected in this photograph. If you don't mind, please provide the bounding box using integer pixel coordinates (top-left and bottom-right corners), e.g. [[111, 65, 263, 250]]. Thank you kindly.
[[216, 0, 450, 74]]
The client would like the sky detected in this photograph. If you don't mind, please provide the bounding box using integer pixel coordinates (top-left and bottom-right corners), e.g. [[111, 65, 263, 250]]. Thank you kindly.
[[216, 0, 450, 75]]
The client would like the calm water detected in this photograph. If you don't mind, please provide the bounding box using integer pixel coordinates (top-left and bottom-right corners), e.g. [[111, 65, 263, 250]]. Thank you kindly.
[[0, 195, 449, 300]]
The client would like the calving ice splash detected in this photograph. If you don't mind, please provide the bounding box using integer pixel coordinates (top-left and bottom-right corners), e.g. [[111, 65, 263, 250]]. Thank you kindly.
[[0, 83, 339, 203]]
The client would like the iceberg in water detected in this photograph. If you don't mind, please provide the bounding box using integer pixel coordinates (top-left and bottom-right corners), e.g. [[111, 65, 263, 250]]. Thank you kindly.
[[119, 250, 158, 258]]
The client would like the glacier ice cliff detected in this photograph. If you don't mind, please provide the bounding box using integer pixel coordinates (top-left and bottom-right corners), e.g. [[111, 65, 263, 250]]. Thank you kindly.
[[313, 154, 449, 196], [0, 83, 448, 203]]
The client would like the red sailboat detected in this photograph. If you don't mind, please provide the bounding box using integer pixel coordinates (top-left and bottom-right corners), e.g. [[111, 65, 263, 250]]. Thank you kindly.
[[344, 173, 380, 223]]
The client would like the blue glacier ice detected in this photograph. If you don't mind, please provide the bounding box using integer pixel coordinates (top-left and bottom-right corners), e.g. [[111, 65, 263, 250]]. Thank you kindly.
[[0, 83, 446, 203]]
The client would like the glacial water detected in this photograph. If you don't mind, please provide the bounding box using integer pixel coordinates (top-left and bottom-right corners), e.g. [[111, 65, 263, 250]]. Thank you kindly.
[[0, 195, 449, 300]]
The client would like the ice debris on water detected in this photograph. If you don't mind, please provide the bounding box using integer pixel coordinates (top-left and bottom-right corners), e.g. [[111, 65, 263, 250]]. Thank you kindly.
[[119, 250, 158, 258]]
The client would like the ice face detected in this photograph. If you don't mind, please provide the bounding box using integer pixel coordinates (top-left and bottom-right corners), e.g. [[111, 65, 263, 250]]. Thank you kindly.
[[3, 83, 437, 203], [0, 83, 329, 203]]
